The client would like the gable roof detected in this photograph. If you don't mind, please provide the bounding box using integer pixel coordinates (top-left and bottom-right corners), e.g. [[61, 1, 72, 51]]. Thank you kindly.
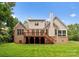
[[13, 22, 26, 30], [53, 16, 67, 29]]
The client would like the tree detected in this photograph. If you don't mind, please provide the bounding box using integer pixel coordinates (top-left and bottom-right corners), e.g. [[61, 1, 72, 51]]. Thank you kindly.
[[7, 17, 19, 41], [0, 2, 19, 43], [68, 24, 79, 41], [0, 2, 16, 31]]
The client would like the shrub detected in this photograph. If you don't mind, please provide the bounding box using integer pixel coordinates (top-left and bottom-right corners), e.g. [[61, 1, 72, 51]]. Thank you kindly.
[[0, 32, 10, 43]]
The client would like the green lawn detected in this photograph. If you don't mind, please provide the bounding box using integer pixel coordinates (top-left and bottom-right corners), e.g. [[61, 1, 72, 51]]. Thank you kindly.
[[0, 41, 79, 57]]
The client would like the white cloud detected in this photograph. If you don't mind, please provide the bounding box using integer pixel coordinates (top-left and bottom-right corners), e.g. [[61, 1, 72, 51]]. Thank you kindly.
[[70, 13, 76, 17]]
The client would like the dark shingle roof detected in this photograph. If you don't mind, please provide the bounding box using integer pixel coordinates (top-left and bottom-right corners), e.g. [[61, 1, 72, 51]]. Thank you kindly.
[[28, 19, 45, 21], [13, 22, 26, 30]]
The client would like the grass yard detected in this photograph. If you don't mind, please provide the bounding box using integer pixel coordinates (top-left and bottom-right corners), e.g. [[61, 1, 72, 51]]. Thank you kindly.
[[0, 41, 79, 57]]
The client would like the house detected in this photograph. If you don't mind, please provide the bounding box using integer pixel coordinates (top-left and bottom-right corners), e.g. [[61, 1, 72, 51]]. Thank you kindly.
[[13, 13, 68, 44]]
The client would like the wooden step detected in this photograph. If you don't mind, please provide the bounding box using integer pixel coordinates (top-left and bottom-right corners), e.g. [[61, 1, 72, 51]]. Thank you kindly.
[[44, 34, 55, 44]]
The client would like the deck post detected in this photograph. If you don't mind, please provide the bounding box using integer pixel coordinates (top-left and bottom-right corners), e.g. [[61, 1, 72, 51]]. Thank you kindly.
[[28, 37, 30, 44], [39, 37, 41, 44], [34, 37, 35, 44], [44, 37, 46, 44]]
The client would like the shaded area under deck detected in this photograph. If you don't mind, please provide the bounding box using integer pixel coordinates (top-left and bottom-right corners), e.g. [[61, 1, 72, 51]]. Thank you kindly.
[[26, 37, 45, 44]]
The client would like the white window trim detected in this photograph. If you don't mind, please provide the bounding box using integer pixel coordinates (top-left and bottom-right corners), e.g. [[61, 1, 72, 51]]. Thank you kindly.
[[57, 29, 67, 36]]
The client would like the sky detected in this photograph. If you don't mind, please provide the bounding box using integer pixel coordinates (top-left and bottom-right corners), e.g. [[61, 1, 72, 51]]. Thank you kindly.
[[13, 2, 79, 25]]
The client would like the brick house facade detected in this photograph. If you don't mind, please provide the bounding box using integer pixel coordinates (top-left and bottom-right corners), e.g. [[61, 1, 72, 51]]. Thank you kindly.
[[13, 14, 68, 44]]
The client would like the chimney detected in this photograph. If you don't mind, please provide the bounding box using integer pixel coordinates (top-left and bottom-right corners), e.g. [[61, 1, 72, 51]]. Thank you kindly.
[[49, 12, 54, 20]]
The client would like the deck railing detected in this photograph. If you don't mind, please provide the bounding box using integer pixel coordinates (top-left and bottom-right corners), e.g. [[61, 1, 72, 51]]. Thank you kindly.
[[23, 32, 46, 36]]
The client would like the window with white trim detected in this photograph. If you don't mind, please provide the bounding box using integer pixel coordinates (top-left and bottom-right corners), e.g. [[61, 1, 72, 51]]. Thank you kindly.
[[36, 29, 39, 35], [63, 30, 66, 36], [55, 29, 57, 35], [58, 30, 66, 36], [40, 30, 44, 35], [17, 29, 24, 35], [58, 30, 61, 36]]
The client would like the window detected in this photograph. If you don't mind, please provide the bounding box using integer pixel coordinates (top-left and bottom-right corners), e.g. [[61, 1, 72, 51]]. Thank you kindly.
[[22, 29, 24, 34], [17, 29, 19, 35], [17, 29, 24, 35], [36, 29, 39, 35], [40, 30, 44, 35], [19, 29, 21, 35], [35, 22, 39, 26], [55, 29, 57, 35], [58, 30, 61, 36], [32, 29, 35, 35], [63, 30, 66, 36], [58, 30, 66, 36]]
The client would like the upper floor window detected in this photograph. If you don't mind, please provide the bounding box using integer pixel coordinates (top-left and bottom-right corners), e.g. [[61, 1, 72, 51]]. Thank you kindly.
[[17, 29, 24, 35], [35, 22, 39, 26]]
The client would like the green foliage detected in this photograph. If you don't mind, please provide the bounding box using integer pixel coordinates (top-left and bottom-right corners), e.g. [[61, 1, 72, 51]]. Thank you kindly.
[[0, 2, 19, 43], [68, 24, 79, 41], [7, 17, 19, 40], [0, 32, 9, 43], [0, 2, 16, 30], [0, 2, 15, 28]]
